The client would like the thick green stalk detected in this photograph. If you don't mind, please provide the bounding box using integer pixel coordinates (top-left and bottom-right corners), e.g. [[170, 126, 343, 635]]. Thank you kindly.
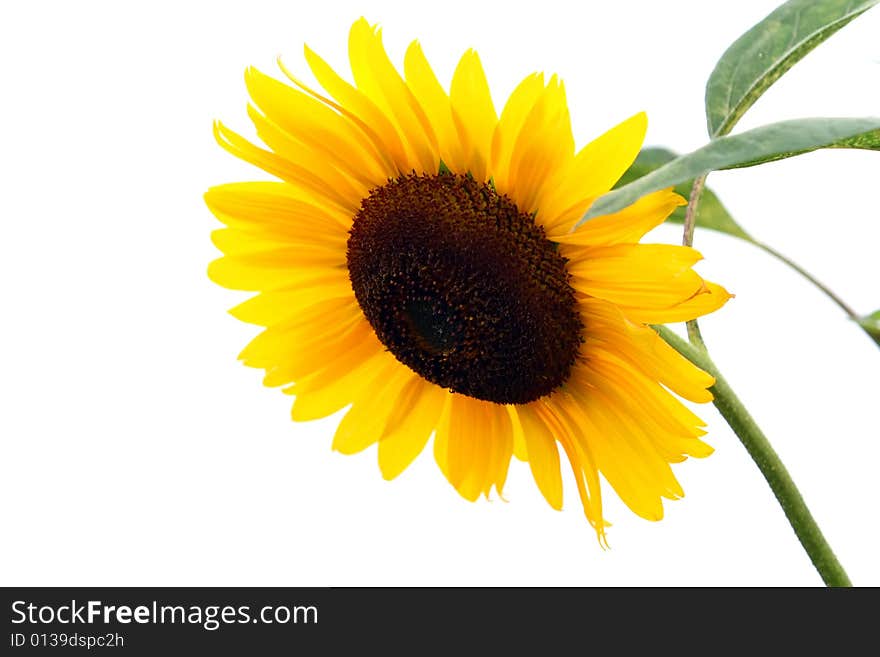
[[672, 175, 851, 585], [655, 327, 851, 586]]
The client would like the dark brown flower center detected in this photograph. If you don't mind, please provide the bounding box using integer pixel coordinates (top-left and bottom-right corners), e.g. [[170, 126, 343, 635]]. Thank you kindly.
[[346, 172, 583, 404]]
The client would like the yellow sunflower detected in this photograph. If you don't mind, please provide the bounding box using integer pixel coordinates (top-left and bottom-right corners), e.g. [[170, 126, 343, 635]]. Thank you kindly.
[[206, 18, 731, 543]]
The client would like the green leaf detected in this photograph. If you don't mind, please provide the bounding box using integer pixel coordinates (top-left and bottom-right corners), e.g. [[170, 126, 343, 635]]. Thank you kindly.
[[855, 310, 880, 348], [856, 310, 880, 336], [615, 147, 751, 241], [830, 128, 880, 150], [706, 0, 879, 137], [579, 117, 880, 224]]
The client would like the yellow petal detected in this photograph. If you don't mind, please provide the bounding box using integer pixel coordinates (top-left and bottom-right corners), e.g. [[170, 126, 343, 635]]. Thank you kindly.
[[509, 405, 528, 462], [625, 281, 733, 324], [277, 58, 398, 175], [210, 227, 346, 255], [213, 122, 359, 215], [548, 188, 685, 244], [262, 319, 373, 388], [490, 73, 545, 193], [515, 404, 563, 510], [348, 19, 438, 173], [244, 66, 392, 188], [504, 77, 575, 214], [540, 112, 647, 233], [230, 279, 354, 327], [290, 336, 388, 421], [238, 300, 360, 369], [434, 394, 493, 501], [572, 360, 713, 461], [246, 105, 367, 213], [536, 398, 607, 541], [564, 379, 691, 522], [378, 379, 448, 480], [579, 296, 717, 403], [578, 400, 666, 521], [332, 362, 415, 455], [576, 355, 708, 440], [567, 243, 707, 310], [404, 40, 464, 172], [484, 405, 514, 498], [302, 43, 412, 172], [204, 182, 351, 234], [237, 297, 360, 366], [207, 247, 345, 291], [449, 50, 497, 181]]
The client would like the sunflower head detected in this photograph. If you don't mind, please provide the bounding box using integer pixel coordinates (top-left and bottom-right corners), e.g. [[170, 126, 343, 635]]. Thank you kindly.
[[347, 171, 584, 405], [206, 18, 731, 543]]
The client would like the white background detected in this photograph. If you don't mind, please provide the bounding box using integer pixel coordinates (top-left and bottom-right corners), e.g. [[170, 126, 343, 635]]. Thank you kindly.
[[1, 0, 878, 587]]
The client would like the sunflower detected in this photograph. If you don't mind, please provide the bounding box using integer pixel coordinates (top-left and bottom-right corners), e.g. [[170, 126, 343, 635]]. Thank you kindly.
[[206, 18, 731, 543]]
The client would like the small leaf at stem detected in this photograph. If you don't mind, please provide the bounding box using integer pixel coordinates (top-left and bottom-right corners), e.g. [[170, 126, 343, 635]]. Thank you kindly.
[[706, 0, 880, 137], [615, 147, 751, 240], [856, 310, 880, 338], [579, 117, 880, 224]]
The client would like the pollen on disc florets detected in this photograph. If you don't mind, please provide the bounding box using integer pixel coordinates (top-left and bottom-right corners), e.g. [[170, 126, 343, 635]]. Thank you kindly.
[[346, 172, 584, 405]]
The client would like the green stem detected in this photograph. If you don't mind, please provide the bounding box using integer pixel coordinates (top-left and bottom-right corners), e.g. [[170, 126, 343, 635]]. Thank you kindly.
[[681, 174, 706, 249], [750, 240, 880, 349], [751, 240, 858, 318], [682, 176, 707, 347], [655, 327, 852, 587], [675, 175, 851, 586]]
